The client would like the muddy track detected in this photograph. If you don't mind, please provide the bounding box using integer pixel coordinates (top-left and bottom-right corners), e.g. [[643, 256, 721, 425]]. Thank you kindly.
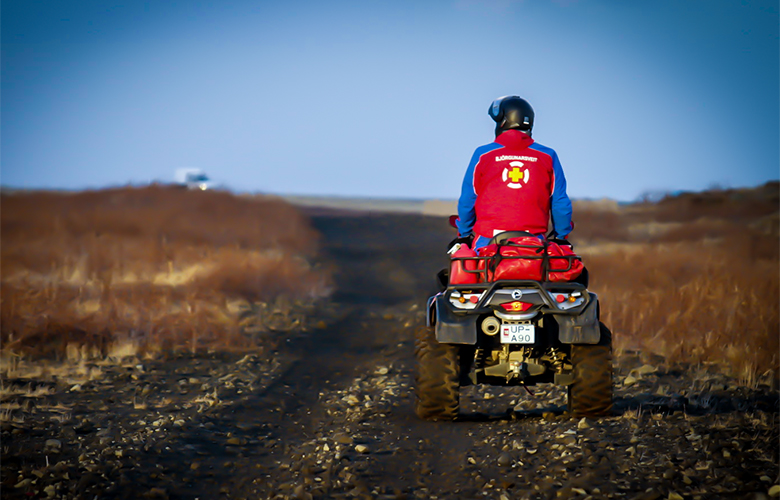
[[2, 212, 778, 500]]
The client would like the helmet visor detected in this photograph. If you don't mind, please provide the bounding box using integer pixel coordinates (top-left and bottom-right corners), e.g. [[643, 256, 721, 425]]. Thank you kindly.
[[489, 96, 512, 121]]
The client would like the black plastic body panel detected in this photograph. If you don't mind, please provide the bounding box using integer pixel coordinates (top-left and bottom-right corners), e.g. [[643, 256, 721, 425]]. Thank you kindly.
[[434, 297, 478, 344], [552, 293, 600, 344], [429, 285, 601, 345], [442, 280, 590, 317]]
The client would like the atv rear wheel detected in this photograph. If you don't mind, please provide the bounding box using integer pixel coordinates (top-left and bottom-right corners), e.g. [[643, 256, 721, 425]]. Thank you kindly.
[[414, 325, 460, 420], [568, 322, 613, 417]]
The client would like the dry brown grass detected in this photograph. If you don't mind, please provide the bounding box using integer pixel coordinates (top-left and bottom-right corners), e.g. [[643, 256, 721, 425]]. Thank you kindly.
[[576, 182, 779, 382], [650, 182, 779, 223], [1, 186, 331, 359], [3, 182, 778, 382], [571, 207, 631, 242]]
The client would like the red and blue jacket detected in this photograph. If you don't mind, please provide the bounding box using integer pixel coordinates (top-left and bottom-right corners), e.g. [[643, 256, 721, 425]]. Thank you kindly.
[[456, 129, 572, 239]]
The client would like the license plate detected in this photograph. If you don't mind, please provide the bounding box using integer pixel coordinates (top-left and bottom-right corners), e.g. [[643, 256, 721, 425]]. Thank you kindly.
[[500, 323, 535, 344]]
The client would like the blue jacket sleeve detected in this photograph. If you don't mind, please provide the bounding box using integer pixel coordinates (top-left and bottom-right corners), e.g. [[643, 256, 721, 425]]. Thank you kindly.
[[550, 151, 573, 238], [456, 150, 480, 237]]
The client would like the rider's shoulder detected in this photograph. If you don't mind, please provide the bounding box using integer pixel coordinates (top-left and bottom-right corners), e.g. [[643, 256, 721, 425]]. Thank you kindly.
[[528, 141, 559, 159], [472, 142, 504, 157], [528, 141, 556, 154]]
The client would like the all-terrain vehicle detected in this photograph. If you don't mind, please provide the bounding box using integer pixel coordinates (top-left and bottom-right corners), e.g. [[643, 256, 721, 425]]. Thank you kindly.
[[415, 226, 613, 420]]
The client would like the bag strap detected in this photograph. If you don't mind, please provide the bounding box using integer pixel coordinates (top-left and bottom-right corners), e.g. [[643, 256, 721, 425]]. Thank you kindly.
[[489, 237, 549, 280], [488, 230, 535, 246]]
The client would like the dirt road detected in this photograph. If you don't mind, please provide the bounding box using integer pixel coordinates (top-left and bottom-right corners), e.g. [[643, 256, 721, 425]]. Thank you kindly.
[[2, 211, 778, 499]]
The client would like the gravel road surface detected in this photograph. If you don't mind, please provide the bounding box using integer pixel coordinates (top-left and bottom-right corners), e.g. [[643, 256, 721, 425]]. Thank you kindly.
[[2, 212, 778, 500]]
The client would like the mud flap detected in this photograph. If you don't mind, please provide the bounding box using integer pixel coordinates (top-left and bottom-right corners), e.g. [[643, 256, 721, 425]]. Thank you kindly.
[[433, 298, 478, 344], [554, 293, 601, 344]]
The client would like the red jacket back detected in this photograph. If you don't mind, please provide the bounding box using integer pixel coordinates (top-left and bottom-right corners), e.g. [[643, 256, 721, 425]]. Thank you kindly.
[[457, 130, 572, 239]]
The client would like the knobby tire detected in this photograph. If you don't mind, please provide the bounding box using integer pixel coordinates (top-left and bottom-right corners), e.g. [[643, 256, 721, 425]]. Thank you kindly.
[[568, 322, 614, 417], [414, 326, 460, 421]]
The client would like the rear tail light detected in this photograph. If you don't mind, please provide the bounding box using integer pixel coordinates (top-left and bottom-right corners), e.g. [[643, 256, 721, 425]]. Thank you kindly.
[[501, 301, 533, 312], [451, 292, 484, 307]]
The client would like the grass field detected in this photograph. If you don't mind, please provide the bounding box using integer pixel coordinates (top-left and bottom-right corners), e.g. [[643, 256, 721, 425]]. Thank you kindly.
[[1, 186, 331, 358], [576, 182, 779, 383], [1, 182, 778, 383]]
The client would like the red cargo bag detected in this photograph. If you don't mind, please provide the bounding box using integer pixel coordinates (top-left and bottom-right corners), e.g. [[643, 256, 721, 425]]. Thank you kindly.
[[449, 243, 480, 284], [478, 237, 584, 282], [546, 242, 584, 281], [478, 236, 545, 281]]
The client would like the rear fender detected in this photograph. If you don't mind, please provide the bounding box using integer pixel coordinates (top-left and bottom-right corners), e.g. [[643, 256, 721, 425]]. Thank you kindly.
[[426, 295, 438, 327], [553, 293, 601, 344], [432, 296, 478, 345]]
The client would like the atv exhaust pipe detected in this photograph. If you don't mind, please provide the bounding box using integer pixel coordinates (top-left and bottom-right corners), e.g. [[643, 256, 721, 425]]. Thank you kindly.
[[481, 316, 500, 336]]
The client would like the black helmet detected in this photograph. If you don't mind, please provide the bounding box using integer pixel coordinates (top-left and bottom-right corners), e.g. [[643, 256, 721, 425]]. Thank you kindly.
[[488, 96, 534, 136]]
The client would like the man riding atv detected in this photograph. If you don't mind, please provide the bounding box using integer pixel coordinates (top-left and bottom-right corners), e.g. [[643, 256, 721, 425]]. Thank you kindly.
[[415, 96, 612, 421], [452, 95, 573, 252]]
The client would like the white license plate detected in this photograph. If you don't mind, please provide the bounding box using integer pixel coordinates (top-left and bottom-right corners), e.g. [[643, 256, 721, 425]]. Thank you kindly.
[[500, 324, 535, 344]]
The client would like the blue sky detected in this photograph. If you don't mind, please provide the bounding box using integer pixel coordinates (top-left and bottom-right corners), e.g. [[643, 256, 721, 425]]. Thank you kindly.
[[2, 0, 778, 201]]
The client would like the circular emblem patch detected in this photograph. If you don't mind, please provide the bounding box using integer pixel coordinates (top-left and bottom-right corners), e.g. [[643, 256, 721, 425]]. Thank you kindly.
[[502, 161, 530, 189]]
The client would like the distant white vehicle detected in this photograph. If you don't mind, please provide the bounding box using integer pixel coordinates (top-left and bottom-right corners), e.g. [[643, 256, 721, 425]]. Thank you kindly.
[[174, 168, 211, 190]]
